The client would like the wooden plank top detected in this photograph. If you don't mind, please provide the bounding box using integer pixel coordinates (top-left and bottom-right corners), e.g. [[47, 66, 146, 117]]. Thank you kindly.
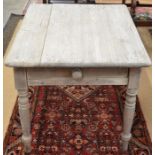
[[5, 4, 151, 67]]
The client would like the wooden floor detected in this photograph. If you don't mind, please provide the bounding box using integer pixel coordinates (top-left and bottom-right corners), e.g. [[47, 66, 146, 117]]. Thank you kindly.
[[137, 26, 152, 138], [3, 20, 21, 137], [3, 20, 152, 139]]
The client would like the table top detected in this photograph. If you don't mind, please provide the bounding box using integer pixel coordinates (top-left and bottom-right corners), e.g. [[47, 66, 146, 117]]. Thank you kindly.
[[5, 4, 151, 68]]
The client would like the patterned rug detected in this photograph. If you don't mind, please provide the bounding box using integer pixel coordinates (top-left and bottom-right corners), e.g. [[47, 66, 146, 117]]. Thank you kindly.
[[134, 7, 152, 21], [3, 86, 152, 155]]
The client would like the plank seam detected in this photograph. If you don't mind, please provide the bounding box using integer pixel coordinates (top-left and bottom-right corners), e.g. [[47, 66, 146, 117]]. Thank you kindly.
[[39, 5, 53, 65]]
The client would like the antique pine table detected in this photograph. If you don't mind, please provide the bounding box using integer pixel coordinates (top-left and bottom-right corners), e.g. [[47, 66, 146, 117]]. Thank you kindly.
[[5, 4, 151, 153]]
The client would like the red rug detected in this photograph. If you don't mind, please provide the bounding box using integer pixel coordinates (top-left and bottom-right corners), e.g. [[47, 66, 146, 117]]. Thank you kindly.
[[4, 86, 152, 155]]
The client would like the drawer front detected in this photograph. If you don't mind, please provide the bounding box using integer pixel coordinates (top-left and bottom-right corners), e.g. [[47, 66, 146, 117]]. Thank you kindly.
[[27, 68, 129, 85]]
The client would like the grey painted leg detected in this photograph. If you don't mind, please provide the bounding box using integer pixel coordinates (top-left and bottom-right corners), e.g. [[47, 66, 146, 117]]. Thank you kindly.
[[121, 68, 141, 151], [121, 88, 137, 151], [14, 68, 32, 153], [18, 89, 32, 153]]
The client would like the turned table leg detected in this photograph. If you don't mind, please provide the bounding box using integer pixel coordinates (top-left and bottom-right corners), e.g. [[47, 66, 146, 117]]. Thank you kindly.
[[121, 68, 141, 151], [14, 68, 32, 153]]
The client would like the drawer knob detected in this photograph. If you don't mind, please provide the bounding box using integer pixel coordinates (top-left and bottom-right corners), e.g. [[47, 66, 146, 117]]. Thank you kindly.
[[72, 68, 82, 80]]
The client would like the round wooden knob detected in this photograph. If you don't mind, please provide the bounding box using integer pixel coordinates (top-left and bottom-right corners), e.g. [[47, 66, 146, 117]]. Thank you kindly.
[[72, 68, 82, 80]]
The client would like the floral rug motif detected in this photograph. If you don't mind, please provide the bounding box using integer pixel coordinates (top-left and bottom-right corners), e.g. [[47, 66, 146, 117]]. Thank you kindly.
[[4, 86, 152, 155], [58, 86, 99, 102]]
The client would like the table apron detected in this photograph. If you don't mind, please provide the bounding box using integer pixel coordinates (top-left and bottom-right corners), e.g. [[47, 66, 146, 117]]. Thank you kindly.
[[26, 68, 129, 86]]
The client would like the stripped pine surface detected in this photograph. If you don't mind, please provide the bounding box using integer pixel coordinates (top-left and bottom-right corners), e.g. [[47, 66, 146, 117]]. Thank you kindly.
[[5, 4, 151, 67]]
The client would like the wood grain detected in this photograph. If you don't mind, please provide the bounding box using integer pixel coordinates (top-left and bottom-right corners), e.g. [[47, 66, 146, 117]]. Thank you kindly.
[[5, 4, 151, 67], [5, 4, 52, 67]]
